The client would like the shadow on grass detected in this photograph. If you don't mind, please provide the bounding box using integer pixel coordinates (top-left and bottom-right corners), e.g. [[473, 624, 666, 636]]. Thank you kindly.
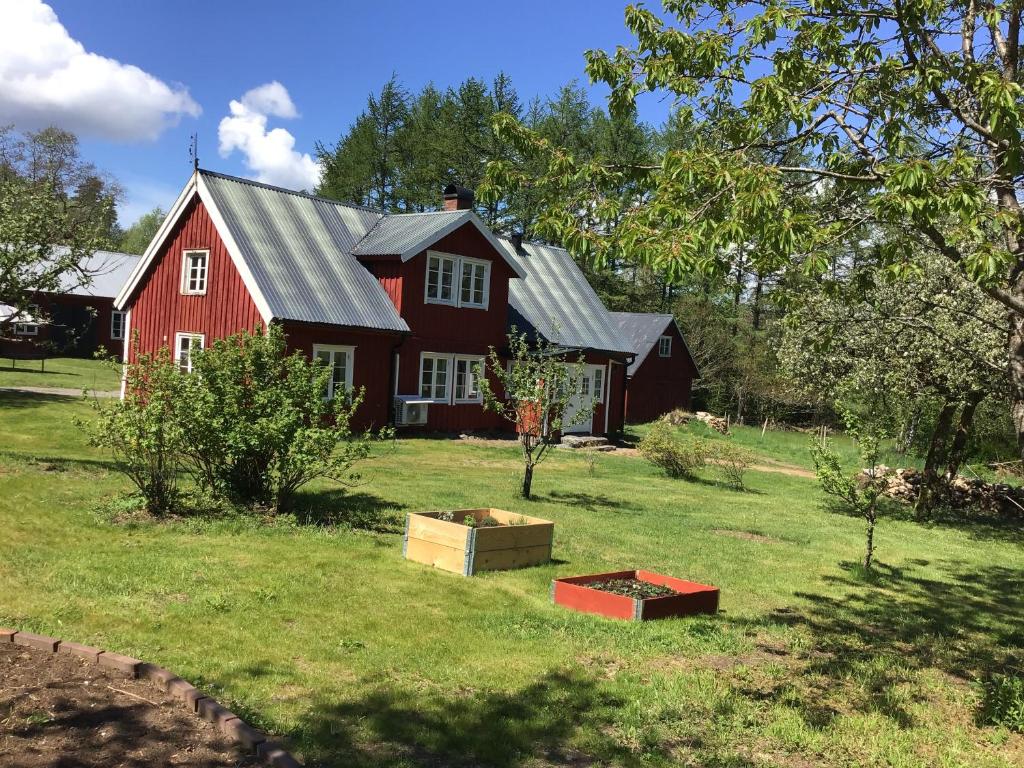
[[293, 669, 658, 768], [290, 488, 406, 533], [0, 390, 82, 408], [0, 450, 114, 474], [543, 490, 636, 512], [738, 559, 1024, 730], [821, 495, 1024, 545]]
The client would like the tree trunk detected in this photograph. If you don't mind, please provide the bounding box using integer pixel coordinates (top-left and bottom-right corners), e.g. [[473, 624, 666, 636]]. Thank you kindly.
[[915, 399, 957, 518], [944, 390, 984, 482], [863, 513, 875, 570], [521, 462, 534, 499], [1009, 313, 1024, 462]]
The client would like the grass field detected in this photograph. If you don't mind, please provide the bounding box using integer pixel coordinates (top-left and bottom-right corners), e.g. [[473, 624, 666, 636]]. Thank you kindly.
[[0, 356, 121, 391], [1, 390, 1022, 767]]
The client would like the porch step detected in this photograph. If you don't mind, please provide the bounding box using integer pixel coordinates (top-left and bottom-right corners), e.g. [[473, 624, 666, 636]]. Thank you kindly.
[[559, 435, 610, 450]]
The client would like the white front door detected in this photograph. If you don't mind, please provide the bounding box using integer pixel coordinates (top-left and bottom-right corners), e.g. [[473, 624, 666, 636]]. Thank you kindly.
[[563, 365, 602, 434]]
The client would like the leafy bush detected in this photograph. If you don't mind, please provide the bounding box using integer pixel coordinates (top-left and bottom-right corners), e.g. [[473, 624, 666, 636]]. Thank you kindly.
[[178, 325, 389, 511], [710, 440, 755, 489], [981, 674, 1024, 731], [638, 422, 709, 478], [80, 347, 186, 515]]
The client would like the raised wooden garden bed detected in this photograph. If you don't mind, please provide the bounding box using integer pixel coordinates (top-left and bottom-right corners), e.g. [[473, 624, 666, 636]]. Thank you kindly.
[[403, 509, 554, 576], [552, 569, 719, 620]]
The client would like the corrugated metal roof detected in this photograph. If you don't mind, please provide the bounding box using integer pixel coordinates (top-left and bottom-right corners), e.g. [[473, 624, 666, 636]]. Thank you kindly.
[[200, 171, 409, 332], [351, 210, 472, 256], [500, 239, 634, 355], [610, 312, 675, 375], [31, 247, 140, 298]]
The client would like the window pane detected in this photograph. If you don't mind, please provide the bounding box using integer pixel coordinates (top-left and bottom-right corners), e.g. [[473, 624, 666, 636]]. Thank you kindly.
[[421, 357, 434, 397], [440, 260, 453, 300]]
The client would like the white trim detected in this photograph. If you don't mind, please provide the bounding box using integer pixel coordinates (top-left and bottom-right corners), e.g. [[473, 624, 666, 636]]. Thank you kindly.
[[312, 343, 355, 400], [115, 173, 198, 309], [458, 256, 491, 310], [452, 354, 485, 404], [196, 173, 274, 322], [119, 309, 130, 400], [396, 211, 528, 279], [418, 352, 452, 403], [114, 171, 275, 325], [593, 363, 605, 404], [658, 335, 672, 357], [110, 310, 127, 340], [424, 251, 458, 307], [180, 249, 209, 295], [174, 332, 205, 373]]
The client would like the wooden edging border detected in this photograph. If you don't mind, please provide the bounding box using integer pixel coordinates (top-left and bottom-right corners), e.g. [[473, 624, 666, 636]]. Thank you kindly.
[[0, 627, 302, 768]]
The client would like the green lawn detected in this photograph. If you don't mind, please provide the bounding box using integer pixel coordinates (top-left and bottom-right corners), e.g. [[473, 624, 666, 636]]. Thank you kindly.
[[1, 391, 1021, 768], [0, 356, 121, 391]]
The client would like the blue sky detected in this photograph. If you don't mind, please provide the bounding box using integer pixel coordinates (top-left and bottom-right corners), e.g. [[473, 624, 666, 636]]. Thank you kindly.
[[5, 1, 669, 227]]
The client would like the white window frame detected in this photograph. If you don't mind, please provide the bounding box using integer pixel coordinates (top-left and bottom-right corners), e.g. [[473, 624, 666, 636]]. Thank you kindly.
[[419, 352, 452, 402], [14, 304, 40, 336], [180, 249, 209, 296], [424, 250, 490, 310], [593, 365, 605, 404], [312, 344, 355, 400], [458, 256, 491, 310], [175, 332, 205, 373], [658, 335, 672, 357], [453, 355, 485, 404], [424, 252, 457, 307], [110, 310, 127, 341]]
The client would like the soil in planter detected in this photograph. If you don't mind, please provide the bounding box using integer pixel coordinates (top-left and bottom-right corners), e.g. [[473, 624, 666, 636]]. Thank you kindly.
[[588, 578, 678, 599], [0, 644, 259, 768]]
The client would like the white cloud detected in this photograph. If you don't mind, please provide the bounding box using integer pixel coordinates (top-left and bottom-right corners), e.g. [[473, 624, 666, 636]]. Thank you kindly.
[[0, 0, 200, 141], [217, 82, 321, 191]]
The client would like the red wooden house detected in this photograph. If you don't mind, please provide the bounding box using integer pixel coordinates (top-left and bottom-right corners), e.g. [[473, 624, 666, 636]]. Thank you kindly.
[[611, 313, 698, 423], [1, 249, 140, 360], [115, 170, 634, 434]]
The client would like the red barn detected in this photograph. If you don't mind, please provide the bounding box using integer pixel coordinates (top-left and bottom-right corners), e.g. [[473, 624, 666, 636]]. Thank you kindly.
[[1, 249, 139, 360], [611, 313, 698, 423], [115, 170, 634, 434]]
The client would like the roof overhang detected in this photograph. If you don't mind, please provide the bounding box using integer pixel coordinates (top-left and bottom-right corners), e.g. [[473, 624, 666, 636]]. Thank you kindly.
[[396, 212, 528, 279], [114, 172, 274, 324]]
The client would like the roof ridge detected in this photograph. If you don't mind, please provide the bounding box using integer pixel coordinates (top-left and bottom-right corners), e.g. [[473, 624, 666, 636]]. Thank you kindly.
[[198, 168, 386, 215]]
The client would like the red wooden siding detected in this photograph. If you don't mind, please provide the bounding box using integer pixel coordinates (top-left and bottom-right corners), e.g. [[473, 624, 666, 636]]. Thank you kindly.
[[125, 198, 264, 362], [0, 293, 125, 359], [281, 322, 399, 431], [623, 322, 696, 423]]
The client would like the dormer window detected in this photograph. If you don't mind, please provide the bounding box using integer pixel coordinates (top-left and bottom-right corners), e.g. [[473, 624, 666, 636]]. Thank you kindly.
[[425, 251, 489, 309], [181, 250, 209, 295]]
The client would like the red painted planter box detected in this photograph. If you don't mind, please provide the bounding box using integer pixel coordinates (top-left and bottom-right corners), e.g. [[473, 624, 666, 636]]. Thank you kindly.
[[552, 569, 719, 620]]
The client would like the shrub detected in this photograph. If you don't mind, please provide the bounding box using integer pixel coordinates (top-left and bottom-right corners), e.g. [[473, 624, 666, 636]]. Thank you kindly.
[[80, 346, 186, 516], [639, 422, 709, 478], [179, 325, 390, 512], [711, 440, 755, 489], [981, 674, 1024, 731]]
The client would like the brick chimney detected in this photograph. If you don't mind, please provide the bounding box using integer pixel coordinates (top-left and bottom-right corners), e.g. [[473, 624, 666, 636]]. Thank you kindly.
[[443, 183, 474, 211]]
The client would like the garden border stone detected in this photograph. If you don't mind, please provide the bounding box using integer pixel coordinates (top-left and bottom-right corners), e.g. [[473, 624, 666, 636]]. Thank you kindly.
[[0, 626, 300, 766]]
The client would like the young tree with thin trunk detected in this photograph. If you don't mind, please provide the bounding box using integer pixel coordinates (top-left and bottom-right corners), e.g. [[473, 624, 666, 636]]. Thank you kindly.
[[478, 329, 593, 499]]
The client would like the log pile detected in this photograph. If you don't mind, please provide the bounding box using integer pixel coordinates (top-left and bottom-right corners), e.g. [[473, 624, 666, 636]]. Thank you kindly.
[[863, 466, 1024, 515], [661, 410, 730, 434]]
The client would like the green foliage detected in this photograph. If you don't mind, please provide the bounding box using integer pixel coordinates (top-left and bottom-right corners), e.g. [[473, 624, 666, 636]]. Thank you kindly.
[[980, 674, 1024, 732], [710, 440, 755, 490], [117, 207, 164, 255], [179, 325, 388, 511], [478, 328, 593, 498], [79, 345, 185, 515], [638, 421, 710, 478], [463, 514, 476, 528]]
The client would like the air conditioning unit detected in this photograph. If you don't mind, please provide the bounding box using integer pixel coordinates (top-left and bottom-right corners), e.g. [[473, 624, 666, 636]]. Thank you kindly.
[[394, 396, 430, 426]]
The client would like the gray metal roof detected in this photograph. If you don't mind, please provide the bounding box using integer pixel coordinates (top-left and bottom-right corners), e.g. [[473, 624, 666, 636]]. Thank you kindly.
[[200, 171, 409, 332], [351, 210, 472, 256], [500, 239, 633, 355], [610, 312, 676, 375], [36, 247, 140, 298]]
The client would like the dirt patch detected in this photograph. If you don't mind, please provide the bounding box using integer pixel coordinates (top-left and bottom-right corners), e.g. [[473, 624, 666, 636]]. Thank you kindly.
[[711, 529, 781, 543], [0, 644, 259, 768]]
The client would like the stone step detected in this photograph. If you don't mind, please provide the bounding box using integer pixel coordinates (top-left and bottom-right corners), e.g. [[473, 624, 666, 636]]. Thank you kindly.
[[560, 434, 609, 449]]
